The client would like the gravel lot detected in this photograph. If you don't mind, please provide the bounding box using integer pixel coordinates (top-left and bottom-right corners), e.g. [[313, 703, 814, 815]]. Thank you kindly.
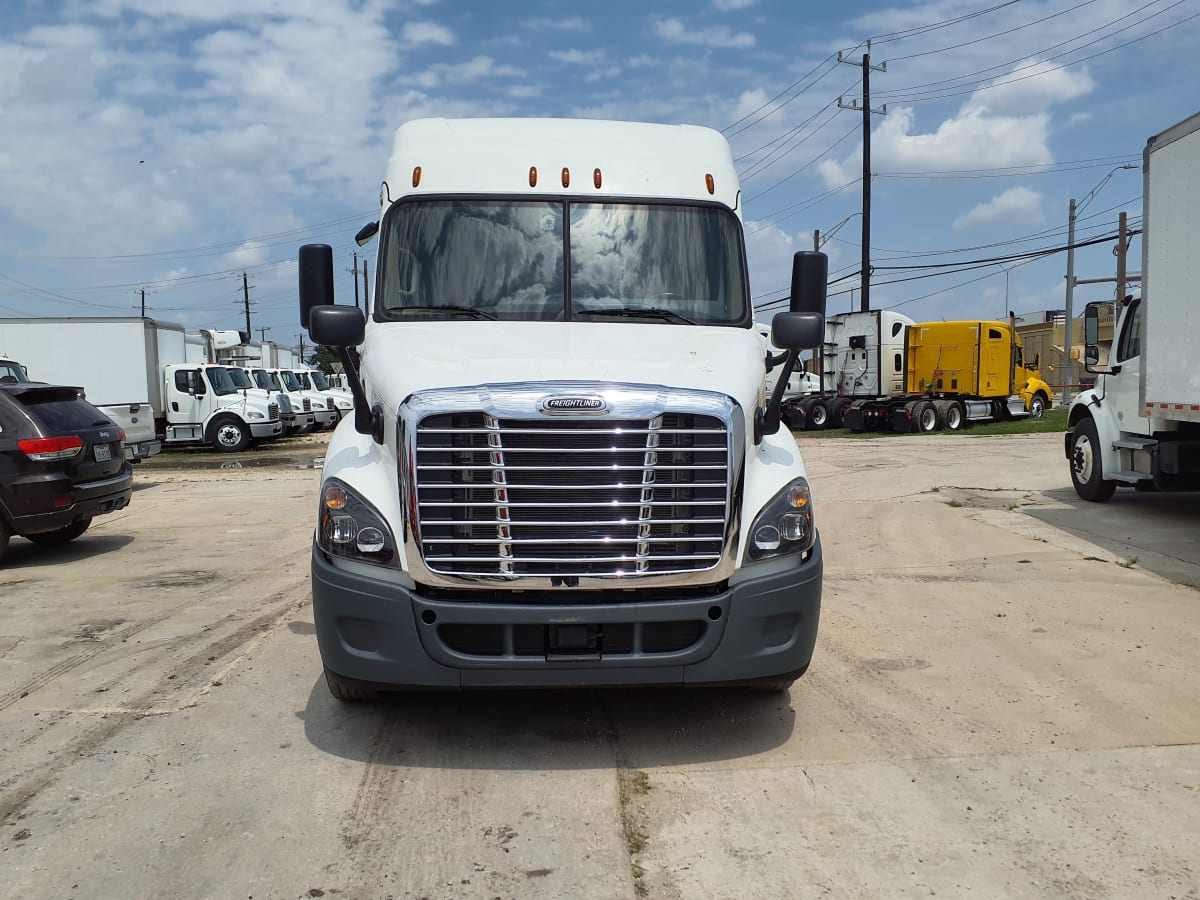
[[1, 432, 1197, 899]]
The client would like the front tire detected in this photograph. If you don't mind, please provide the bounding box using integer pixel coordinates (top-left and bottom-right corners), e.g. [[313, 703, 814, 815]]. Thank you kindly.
[[208, 415, 251, 453], [0, 517, 11, 564], [324, 667, 382, 702], [25, 518, 92, 546], [1069, 417, 1117, 502], [1029, 393, 1047, 418]]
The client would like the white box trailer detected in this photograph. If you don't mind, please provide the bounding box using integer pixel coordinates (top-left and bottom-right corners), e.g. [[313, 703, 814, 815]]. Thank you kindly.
[[0, 317, 164, 459], [1067, 111, 1200, 500], [0, 317, 282, 455]]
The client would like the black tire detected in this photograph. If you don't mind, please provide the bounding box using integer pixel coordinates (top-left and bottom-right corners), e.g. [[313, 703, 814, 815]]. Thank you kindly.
[[25, 517, 92, 546], [0, 517, 11, 565], [915, 401, 939, 433], [324, 667, 382, 702], [209, 415, 251, 453], [1028, 392, 1047, 418], [829, 397, 852, 429], [1069, 417, 1117, 502], [944, 400, 966, 431], [806, 400, 829, 431]]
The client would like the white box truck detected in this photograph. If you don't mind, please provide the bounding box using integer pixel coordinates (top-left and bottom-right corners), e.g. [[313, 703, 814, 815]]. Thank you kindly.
[[1067, 111, 1200, 500], [297, 117, 827, 700], [0, 317, 282, 454]]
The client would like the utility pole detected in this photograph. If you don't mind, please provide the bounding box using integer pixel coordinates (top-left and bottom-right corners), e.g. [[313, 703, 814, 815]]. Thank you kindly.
[[297, 333, 306, 362], [242, 272, 253, 337], [1115, 211, 1129, 308], [140, 288, 146, 318], [837, 41, 887, 313], [812, 230, 820, 252], [350, 252, 361, 312], [257, 326, 270, 342]]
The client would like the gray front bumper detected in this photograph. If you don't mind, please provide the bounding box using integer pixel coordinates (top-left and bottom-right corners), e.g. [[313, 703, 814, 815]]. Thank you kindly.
[[311, 539, 823, 690], [250, 420, 283, 438]]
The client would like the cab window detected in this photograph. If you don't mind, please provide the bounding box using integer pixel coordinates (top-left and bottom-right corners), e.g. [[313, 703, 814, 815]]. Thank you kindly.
[[1117, 299, 1143, 362]]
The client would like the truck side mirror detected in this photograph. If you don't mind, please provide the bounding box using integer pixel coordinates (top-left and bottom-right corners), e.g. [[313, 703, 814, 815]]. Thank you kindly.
[[310, 305, 365, 348], [1083, 304, 1101, 373], [772, 312, 825, 351], [299, 244, 335, 329], [789, 250, 828, 315], [190, 372, 206, 396]]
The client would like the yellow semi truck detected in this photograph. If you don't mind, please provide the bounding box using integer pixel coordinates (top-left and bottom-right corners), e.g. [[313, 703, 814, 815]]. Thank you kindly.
[[842, 319, 1052, 432]]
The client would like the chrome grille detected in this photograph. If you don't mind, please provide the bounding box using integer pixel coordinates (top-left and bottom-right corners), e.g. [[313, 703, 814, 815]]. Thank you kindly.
[[414, 412, 729, 579], [302, 398, 312, 412], [268, 403, 279, 419]]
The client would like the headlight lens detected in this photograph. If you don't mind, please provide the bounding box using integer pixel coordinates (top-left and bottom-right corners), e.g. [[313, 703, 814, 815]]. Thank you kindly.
[[746, 477, 816, 562], [248, 411, 265, 420], [317, 478, 397, 567]]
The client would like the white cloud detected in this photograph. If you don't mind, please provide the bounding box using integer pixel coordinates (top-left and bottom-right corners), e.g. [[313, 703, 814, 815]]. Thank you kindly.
[[953, 187, 1045, 231], [549, 49, 606, 65], [962, 59, 1095, 117], [653, 18, 755, 50], [401, 21, 454, 46], [523, 16, 591, 32], [413, 55, 524, 89], [221, 240, 268, 269], [714, 0, 757, 9]]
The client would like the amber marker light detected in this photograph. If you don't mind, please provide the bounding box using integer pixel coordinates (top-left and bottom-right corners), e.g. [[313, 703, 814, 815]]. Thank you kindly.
[[593, 168, 602, 189], [705, 173, 716, 195], [529, 166, 538, 187], [562, 167, 570, 188], [324, 484, 348, 510], [412, 166, 422, 188]]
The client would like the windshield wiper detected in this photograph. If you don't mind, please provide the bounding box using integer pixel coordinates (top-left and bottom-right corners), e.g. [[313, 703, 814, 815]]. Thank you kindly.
[[574, 307, 696, 325], [393, 305, 496, 320]]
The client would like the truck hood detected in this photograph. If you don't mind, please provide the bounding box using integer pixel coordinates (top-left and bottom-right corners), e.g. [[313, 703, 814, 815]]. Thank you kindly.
[[361, 321, 766, 414]]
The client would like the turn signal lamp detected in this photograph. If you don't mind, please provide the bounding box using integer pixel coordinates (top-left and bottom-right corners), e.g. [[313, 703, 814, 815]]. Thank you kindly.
[[412, 166, 422, 188], [529, 166, 538, 187], [593, 168, 602, 189], [562, 167, 570, 188], [323, 484, 348, 511], [705, 174, 715, 195]]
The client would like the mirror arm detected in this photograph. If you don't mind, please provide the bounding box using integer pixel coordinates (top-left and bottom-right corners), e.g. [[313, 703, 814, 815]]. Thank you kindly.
[[331, 346, 382, 443], [759, 349, 798, 440]]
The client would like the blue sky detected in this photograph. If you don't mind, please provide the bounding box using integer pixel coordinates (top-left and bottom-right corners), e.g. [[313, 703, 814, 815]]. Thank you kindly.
[[1, 0, 1196, 350]]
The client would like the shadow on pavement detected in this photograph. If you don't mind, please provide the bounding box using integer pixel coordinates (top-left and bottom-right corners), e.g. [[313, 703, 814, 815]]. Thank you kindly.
[[1, 533, 135, 570], [1029, 486, 1200, 589], [299, 674, 797, 770]]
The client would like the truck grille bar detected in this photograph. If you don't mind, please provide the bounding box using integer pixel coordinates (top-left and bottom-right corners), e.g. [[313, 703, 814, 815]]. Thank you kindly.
[[413, 411, 730, 579]]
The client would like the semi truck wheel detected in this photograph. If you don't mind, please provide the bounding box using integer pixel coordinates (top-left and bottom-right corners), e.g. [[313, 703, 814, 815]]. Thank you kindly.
[[25, 518, 92, 546], [915, 401, 939, 433], [1069, 417, 1117, 502], [1029, 393, 1047, 418], [806, 400, 829, 431], [209, 415, 251, 453], [829, 397, 851, 429], [943, 401, 965, 431]]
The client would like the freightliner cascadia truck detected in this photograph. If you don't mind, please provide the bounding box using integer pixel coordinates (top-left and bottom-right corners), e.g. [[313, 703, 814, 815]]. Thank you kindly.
[[298, 118, 828, 700]]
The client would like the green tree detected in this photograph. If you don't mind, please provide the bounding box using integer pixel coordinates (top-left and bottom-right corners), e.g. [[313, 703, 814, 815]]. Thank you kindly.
[[308, 346, 340, 375]]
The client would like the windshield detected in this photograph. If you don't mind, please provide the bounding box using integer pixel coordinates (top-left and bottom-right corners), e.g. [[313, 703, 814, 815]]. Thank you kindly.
[[251, 370, 277, 391], [205, 367, 238, 396], [310, 371, 331, 390], [295, 372, 313, 390], [377, 199, 748, 325], [1, 360, 28, 383], [226, 368, 253, 389], [279, 371, 302, 392]]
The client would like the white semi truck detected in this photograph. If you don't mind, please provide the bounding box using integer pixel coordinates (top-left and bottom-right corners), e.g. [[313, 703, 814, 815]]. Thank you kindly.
[[0, 317, 282, 455], [1067, 111, 1200, 500], [298, 117, 827, 700]]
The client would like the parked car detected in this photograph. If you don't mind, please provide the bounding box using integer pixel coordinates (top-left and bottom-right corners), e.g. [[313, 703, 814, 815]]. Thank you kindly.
[[0, 383, 133, 563]]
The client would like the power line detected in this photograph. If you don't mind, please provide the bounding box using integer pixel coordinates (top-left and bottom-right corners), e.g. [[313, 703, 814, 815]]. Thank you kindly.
[[867, 0, 1021, 45], [887, 0, 1100, 62], [744, 123, 860, 201]]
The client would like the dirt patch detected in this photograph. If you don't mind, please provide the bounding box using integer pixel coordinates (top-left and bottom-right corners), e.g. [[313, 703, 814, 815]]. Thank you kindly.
[[141, 571, 218, 589]]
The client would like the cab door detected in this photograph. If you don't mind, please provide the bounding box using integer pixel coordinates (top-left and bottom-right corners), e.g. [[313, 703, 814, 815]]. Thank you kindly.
[[168, 368, 206, 425], [1108, 298, 1149, 436], [980, 325, 1008, 397]]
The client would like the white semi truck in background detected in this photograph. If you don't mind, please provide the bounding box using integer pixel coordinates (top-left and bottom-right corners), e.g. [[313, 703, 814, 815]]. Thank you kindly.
[[1067, 111, 1200, 500], [298, 117, 828, 700], [0, 317, 281, 454]]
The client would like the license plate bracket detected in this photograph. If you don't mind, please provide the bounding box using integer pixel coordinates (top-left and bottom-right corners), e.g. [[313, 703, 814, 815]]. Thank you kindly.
[[94, 444, 112, 462]]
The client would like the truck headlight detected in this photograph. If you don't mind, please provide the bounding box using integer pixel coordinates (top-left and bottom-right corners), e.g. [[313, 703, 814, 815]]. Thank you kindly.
[[318, 478, 397, 567], [746, 478, 816, 562], [248, 410, 265, 420], [312, 400, 325, 410], [333, 397, 352, 409]]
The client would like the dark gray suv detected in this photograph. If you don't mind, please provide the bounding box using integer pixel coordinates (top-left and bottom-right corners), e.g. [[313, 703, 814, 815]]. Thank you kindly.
[[0, 383, 133, 564]]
